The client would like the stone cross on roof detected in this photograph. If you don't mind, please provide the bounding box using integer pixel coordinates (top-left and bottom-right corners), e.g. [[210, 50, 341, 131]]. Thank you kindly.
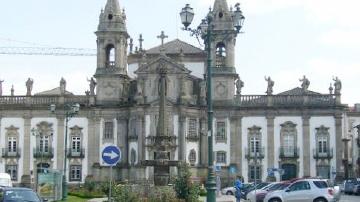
[[157, 31, 168, 46], [139, 34, 144, 51]]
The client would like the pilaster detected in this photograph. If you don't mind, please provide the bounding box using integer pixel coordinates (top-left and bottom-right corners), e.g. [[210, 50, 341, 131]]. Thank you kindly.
[[56, 116, 65, 173], [266, 114, 275, 169], [302, 115, 310, 177], [22, 115, 32, 176], [137, 116, 145, 162], [200, 118, 208, 166], [178, 116, 186, 161], [117, 116, 128, 164], [87, 115, 100, 175], [230, 116, 242, 174], [335, 114, 343, 175]]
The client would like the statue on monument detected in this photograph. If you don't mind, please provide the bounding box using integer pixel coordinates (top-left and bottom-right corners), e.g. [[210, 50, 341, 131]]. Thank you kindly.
[[60, 77, 66, 94], [235, 76, 244, 95], [88, 77, 97, 95], [333, 76, 342, 94], [0, 79, 4, 96], [265, 76, 274, 95], [299, 75, 310, 91], [26, 78, 33, 96]]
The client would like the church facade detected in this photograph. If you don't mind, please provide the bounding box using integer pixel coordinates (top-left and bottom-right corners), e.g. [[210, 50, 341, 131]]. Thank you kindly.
[[0, 0, 359, 187]]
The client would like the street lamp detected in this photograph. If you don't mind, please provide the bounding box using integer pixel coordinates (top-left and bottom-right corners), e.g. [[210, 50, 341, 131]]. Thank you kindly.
[[180, 3, 244, 202], [50, 103, 80, 200]]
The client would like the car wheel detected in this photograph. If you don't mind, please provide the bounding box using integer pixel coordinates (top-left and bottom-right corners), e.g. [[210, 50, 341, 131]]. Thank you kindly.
[[226, 191, 233, 195], [314, 198, 327, 202], [269, 198, 282, 202]]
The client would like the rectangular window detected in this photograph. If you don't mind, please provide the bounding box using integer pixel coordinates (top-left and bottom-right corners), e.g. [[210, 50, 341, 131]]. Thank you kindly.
[[188, 119, 197, 138], [216, 121, 226, 141], [40, 136, 49, 153], [70, 165, 82, 181], [104, 121, 114, 139], [8, 137, 17, 152], [249, 165, 261, 181], [6, 165, 17, 181], [318, 137, 327, 153], [250, 137, 260, 153], [71, 136, 81, 153], [216, 151, 226, 164]]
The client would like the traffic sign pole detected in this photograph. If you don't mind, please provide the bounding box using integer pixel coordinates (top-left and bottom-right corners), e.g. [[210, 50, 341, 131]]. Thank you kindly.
[[109, 166, 112, 202], [101, 145, 121, 202]]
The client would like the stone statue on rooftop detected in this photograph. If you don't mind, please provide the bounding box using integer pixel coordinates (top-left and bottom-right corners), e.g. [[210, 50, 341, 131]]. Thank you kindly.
[[11, 85, 14, 96], [333, 76, 342, 94], [0, 79, 4, 96], [60, 77, 66, 94], [88, 77, 97, 95], [26, 78, 33, 96], [235, 76, 244, 95], [265, 76, 274, 95], [299, 75, 310, 91]]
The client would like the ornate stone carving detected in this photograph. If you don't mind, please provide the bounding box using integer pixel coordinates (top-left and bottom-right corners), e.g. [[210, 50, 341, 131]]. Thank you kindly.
[[25, 78, 33, 96], [88, 77, 97, 96], [265, 76, 274, 95], [235, 76, 244, 95], [216, 82, 227, 97], [299, 75, 310, 92], [333, 76, 341, 95]]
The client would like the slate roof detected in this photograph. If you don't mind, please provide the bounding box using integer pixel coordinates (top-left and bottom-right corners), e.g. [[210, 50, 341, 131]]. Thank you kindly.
[[277, 87, 321, 95], [35, 87, 73, 96], [146, 39, 205, 55]]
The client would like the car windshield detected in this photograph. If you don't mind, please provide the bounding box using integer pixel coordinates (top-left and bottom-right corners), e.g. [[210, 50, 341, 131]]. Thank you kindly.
[[4, 190, 41, 202], [313, 181, 329, 188]]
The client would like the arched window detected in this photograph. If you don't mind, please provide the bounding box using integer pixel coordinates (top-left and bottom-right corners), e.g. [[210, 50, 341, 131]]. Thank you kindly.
[[215, 42, 226, 67], [280, 121, 297, 157], [105, 44, 115, 68]]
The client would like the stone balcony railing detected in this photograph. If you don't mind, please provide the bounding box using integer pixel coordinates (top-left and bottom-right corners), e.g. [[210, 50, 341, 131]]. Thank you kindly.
[[0, 95, 90, 107], [313, 148, 333, 159], [33, 147, 54, 159], [234, 94, 337, 107], [244, 147, 265, 160], [2, 148, 21, 158], [67, 148, 85, 158], [279, 146, 300, 159]]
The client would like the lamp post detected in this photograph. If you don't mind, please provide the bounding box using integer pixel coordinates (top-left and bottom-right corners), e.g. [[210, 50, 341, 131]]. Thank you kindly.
[[50, 103, 80, 200], [180, 3, 244, 202]]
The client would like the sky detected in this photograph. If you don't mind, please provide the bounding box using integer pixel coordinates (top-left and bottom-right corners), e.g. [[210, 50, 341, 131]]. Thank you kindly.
[[0, 0, 359, 106]]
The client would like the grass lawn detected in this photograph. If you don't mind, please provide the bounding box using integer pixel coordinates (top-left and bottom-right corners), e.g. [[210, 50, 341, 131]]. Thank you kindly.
[[57, 195, 89, 202]]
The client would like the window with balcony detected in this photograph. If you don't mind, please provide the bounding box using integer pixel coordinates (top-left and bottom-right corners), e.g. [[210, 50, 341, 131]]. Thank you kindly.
[[104, 121, 114, 139], [280, 121, 297, 158], [6, 165, 17, 180], [216, 151, 226, 164], [188, 119, 197, 138], [8, 137, 17, 153], [72, 136, 81, 153], [316, 125, 330, 154], [70, 165, 82, 181], [40, 135, 50, 153], [216, 121, 226, 142]]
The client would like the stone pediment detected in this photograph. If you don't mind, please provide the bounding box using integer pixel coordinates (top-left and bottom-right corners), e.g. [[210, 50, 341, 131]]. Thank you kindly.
[[35, 87, 73, 96], [277, 87, 321, 95], [135, 55, 191, 75]]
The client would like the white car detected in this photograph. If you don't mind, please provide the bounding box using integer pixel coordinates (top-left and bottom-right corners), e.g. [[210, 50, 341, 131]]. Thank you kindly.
[[264, 179, 341, 202], [221, 186, 236, 195], [247, 183, 275, 201]]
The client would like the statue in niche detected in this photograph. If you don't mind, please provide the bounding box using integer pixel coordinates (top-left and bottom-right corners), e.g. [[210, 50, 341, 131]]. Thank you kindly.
[[299, 75, 310, 91], [333, 76, 342, 94], [235, 76, 244, 95], [25, 78, 33, 96], [0, 79, 3, 96], [60, 77, 66, 94], [265, 76, 274, 95], [87, 77, 97, 95]]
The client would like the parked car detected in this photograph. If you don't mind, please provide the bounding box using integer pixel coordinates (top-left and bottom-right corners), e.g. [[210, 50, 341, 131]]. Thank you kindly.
[[353, 183, 360, 195], [243, 182, 270, 200], [264, 179, 341, 202], [0, 187, 47, 202], [344, 178, 360, 194], [247, 182, 291, 202], [221, 183, 252, 196]]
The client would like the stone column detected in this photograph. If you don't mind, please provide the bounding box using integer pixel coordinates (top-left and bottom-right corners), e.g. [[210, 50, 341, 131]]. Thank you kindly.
[[302, 115, 310, 177], [335, 114, 343, 175], [117, 116, 128, 164], [200, 118, 208, 166], [230, 116, 242, 174], [178, 116, 186, 161], [56, 117, 65, 172], [22, 115, 32, 176], [87, 116, 100, 175], [266, 115, 275, 169], [137, 116, 144, 162]]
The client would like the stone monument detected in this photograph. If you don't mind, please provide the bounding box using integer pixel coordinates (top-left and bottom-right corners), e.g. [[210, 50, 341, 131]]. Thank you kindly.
[[26, 78, 33, 96]]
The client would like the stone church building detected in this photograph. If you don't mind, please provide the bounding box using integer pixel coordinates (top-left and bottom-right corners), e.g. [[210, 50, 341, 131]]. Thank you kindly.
[[0, 0, 359, 187]]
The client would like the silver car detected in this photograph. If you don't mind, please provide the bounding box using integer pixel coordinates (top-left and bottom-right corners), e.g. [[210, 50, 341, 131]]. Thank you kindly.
[[264, 179, 341, 202]]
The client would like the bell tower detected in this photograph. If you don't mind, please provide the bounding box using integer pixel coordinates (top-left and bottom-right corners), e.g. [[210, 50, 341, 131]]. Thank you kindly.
[[210, 0, 240, 101], [94, 0, 130, 103]]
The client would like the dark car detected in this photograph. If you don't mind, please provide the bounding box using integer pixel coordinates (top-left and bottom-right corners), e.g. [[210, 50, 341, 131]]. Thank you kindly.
[[344, 178, 360, 194], [353, 184, 360, 195], [0, 187, 47, 202]]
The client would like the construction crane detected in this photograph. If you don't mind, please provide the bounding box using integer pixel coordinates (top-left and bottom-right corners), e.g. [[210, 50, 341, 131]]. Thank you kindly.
[[0, 47, 96, 56]]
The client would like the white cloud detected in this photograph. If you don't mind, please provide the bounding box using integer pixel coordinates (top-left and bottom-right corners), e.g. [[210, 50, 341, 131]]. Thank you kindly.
[[320, 29, 360, 47]]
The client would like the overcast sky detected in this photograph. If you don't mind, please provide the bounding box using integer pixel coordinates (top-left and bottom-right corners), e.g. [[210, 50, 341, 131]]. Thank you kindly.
[[0, 0, 359, 106]]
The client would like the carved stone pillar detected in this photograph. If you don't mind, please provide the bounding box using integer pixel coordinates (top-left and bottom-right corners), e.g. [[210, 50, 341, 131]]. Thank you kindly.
[[178, 116, 186, 161], [23, 115, 31, 176], [56, 116, 65, 172], [302, 115, 310, 177], [335, 114, 343, 176], [230, 116, 242, 174], [137, 116, 145, 162], [117, 116, 128, 165], [266, 114, 275, 169], [200, 118, 208, 166], [87, 116, 100, 175]]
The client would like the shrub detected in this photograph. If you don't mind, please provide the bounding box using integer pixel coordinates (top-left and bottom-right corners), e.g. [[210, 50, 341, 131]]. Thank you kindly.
[[148, 186, 179, 202], [84, 175, 96, 192], [174, 163, 201, 202], [112, 184, 140, 202]]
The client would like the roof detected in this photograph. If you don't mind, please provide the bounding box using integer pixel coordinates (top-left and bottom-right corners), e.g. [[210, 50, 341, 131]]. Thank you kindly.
[[146, 39, 205, 55], [35, 87, 73, 96], [277, 87, 321, 95]]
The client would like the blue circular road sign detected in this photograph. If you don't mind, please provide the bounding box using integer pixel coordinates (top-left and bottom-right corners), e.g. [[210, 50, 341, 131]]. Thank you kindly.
[[102, 145, 121, 165]]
